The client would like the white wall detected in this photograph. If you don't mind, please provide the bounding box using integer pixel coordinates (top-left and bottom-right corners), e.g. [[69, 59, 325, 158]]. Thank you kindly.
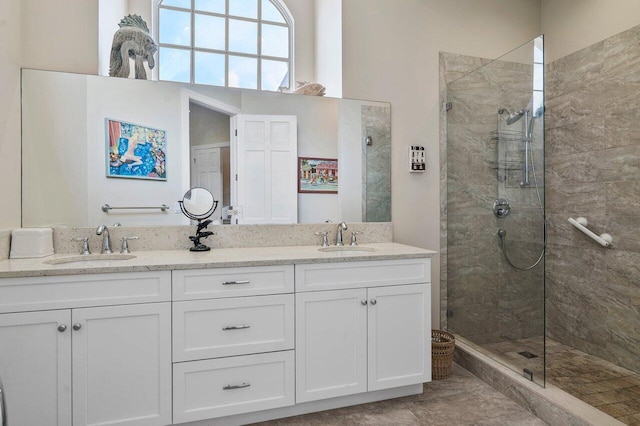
[[22, 71, 89, 227], [315, 0, 342, 97], [342, 0, 542, 328], [282, 0, 316, 85], [542, 0, 640, 62], [98, 0, 127, 76], [21, 0, 99, 74], [0, 0, 22, 229]]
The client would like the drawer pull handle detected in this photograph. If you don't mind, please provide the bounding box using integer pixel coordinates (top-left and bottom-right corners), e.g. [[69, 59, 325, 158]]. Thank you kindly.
[[222, 280, 251, 285], [223, 383, 251, 390], [222, 324, 251, 331]]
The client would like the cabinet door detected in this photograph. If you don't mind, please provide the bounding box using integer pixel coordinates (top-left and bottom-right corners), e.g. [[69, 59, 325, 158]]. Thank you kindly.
[[367, 284, 430, 391], [0, 310, 72, 426], [72, 303, 172, 426], [296, 289, 367, 403]]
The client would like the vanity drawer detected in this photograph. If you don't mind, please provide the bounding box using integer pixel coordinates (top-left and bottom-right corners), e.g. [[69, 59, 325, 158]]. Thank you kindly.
[[295, 258, 430, 292], [172, 265, 294, 300], [173, 294, 294, 361], [0, 271, 171, 313], [173, 351, 294, 423]]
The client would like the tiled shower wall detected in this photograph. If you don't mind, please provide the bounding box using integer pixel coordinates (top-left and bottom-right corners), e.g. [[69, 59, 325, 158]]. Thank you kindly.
[[545, 25, 640, 372], [362, 105, 391, 222], [441, 50, 545, 345]]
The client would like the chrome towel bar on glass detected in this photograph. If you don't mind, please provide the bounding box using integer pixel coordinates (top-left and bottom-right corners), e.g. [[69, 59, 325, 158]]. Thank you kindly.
[[102, 204, 170, 212]]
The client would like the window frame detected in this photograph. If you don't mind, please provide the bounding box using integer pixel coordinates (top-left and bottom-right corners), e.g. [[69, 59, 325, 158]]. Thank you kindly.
[[153, 0, 294, 91]]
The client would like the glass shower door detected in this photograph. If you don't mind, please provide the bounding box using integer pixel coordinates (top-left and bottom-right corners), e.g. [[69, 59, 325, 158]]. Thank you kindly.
[[445, 36, 546, 386]]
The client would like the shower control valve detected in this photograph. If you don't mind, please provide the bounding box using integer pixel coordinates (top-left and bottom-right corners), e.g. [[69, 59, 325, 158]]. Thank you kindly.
[[493, 199, 511, 218]]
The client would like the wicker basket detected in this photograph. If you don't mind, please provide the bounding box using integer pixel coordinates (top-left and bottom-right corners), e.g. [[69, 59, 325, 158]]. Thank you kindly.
[[431, 329, 455, 380]]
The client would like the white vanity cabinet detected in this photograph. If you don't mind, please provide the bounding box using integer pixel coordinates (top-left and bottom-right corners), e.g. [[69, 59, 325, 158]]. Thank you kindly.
[[171, 265, 296, 424], [295, 259, 431, 403], [0, 272, 172, 426], [0, 249, 433, 426]]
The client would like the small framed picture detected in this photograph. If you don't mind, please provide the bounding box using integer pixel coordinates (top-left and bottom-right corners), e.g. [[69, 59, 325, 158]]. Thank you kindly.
[[106, 118, 167, 180], [298, 157, 338, 194]]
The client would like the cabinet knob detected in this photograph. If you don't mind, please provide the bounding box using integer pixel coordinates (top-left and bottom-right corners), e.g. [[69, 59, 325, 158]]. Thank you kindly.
[[72, 323, 82, 331], [361, 300, 368, 306], [370, 299, 377, 305], [58, 324, 67, 332]]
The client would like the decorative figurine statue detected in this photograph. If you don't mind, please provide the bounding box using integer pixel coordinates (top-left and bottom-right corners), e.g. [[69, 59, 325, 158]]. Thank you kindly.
[[109, 14, 157, 80]]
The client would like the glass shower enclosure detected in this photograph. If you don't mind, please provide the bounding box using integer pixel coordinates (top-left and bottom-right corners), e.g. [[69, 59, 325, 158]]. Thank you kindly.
[[445, 36, 546, 386]]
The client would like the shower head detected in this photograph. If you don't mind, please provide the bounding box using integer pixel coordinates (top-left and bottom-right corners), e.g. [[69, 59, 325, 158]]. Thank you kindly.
[[498, 108, 525, 125]]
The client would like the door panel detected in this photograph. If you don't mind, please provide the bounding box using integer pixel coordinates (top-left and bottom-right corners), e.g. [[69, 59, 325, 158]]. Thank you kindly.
[[233, 114, 297, 224], [72, 303, 172, 426], [368, 284, 430, 390], [295, 289, 367, 402], [0, 310, 72, 426]]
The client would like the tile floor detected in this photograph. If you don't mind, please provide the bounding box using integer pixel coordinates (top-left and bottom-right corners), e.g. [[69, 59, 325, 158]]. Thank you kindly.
[[254, 364, 546, 425], [483, 337, 640, 425]]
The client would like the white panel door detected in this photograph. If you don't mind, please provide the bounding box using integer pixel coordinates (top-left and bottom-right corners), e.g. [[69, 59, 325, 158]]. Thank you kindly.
[[367, 284, 430, 391], [72, 303, 172, 426], [191, 145, 223, 203], [233, 114, 297, 224], [295, 289, 368, 403], [0, 310, 72, 426]]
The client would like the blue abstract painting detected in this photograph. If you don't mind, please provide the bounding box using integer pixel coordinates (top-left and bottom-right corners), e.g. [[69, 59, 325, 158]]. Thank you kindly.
[[107, 119, 167, 180]]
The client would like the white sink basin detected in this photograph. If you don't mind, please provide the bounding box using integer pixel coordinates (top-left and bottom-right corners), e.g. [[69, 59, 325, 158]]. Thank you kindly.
[[318, 246, 376, 254], [43, 254, 137, 265]]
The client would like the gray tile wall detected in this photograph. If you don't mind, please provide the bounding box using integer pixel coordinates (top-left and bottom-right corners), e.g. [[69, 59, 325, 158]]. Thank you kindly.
[[362, 105, 392, 222], [545, 25, 640, 373]]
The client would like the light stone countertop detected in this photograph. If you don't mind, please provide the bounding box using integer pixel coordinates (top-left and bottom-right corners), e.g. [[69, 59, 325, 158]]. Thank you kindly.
[[0, 243, 437, 278]]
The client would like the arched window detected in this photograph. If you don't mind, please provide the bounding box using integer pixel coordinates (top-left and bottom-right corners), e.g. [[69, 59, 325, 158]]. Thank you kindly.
[[156, 0, 293, 91]]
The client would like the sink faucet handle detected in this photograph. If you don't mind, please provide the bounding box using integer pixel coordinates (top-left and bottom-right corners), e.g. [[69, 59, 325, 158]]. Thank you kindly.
[[314, 231, 329, 248], [350, 231, 363, 246], [72, 237, 91, 255], [121, 236, 139, 254]]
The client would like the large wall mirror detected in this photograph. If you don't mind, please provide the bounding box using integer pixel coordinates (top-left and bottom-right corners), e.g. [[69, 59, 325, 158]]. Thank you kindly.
[[21, 69, 391, 227]]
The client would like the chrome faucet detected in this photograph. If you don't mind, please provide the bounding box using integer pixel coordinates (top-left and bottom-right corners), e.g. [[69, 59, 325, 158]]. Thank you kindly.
[[96, 225, 112, 254], [336, 222, 348, 246]]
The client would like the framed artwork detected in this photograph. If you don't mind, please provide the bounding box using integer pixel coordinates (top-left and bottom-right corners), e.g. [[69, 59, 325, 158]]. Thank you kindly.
[[298, 157, 338, 194], [106, 119, 167, 180]]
